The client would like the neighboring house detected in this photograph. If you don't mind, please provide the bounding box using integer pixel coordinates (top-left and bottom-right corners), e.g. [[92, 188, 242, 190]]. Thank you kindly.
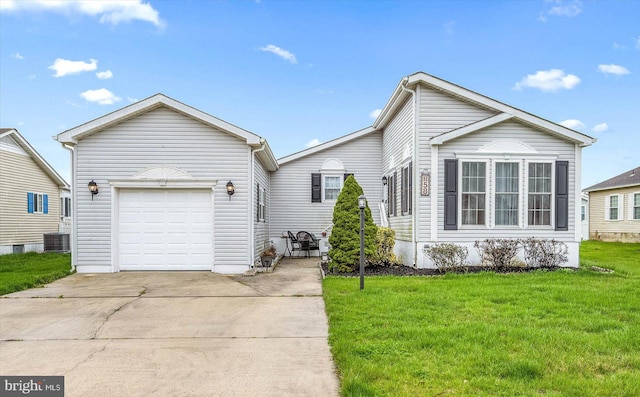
[[583, 167, 640, 242], [56, 72, 596, 273], [0, 128, 71, 254], [580, 192, 589, 241]]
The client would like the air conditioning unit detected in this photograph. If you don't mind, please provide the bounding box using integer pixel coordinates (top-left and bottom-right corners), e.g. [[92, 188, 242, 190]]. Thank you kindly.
[[44, 233, 70, 252]]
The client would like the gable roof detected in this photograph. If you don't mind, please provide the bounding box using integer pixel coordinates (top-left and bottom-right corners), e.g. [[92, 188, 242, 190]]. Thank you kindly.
[[0, 128, 69, 188], [583, 166, 640, 192], [54, 93, 278, 171], [375, 72, 596, 147], [278, 127, 378, 165]]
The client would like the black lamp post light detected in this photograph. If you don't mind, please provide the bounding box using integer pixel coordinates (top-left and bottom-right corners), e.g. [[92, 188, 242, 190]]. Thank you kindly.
[[358, 194, 366, 291]]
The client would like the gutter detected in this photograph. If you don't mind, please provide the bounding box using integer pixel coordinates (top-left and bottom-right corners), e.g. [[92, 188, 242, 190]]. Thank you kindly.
[[60, 143, 77, 272], [248, 139, 267, 268], [400, 77, 419, 267]]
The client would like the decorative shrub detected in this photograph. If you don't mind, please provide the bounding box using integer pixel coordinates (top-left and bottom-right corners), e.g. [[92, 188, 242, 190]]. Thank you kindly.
[[521, 237, 568, 268], [372, 227, 399, 265], [424, 243, 469, 273], [474, 239, 521, 269], [328, 175, 377, 272]]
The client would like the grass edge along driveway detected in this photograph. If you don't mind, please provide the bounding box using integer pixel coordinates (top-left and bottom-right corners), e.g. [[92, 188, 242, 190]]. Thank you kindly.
[[0, 252, 72, 295], [323, 241, 640, 397]]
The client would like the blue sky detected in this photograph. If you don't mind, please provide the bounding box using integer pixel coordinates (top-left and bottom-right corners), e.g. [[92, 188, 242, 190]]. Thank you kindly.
[[1, 0, 638, 188]]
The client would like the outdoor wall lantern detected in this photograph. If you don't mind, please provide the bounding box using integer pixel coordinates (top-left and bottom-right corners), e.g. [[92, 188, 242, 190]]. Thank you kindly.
[[381, 175, 388, 186], [88, 180, 99, 200], [226, 181, 235, 200]]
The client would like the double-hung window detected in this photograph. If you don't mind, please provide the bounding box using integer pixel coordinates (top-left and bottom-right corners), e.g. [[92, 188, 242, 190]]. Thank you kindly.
[[27, 192, 48, 214], [461, 162, 486, 225], [257, 186, 266, 222], [323, 175, 342, 201], [527, 162, 552, 226], [401, 163, 412, 215], [634, 193, 640, 220], [61, 197, 71, 218], [608, 195, 620, 220], [495, 162, 519, 226]]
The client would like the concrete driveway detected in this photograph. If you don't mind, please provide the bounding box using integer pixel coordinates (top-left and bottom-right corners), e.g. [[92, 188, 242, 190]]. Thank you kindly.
[[0, 258, 339, 397]]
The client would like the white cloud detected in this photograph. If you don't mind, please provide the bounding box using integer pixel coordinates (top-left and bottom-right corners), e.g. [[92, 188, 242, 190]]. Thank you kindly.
[[369, 109, 382, 120], [592, 123, 609, 133], [260, 44, 297, 64], [11, 52, 24, 60], [613, 42, 626, 50], [306, 138, 321, 148], [127, 96, 139, 103], [0, 0, 165, 28], [80, 88, 121, 105], [513, 69, 580, 92], [49, 58, 97, 77], [548, 0, 582, 17], [96, 70, 113, 79], [598, 64, 630, 76], [559, 119, 585, 130]]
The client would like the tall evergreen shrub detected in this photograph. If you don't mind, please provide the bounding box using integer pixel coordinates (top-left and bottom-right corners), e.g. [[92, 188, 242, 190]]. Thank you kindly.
[[328, 175, 377, 272]]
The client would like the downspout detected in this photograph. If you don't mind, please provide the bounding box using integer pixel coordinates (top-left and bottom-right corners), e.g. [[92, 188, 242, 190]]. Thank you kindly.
[[60, 142, 77, 272], [249, 139, 267, 267], [400, 77, 419, 267]]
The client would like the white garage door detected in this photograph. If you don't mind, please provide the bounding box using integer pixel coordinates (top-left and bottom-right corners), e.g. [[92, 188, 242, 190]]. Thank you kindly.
[[119, 189, 213, 270]]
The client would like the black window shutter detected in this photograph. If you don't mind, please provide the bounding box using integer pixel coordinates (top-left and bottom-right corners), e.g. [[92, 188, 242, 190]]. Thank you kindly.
[[444, 159, 458, 230], [555, 160, 569, 231], [393, 171, 398, 216], [408, 162, 413, 215], [344, 173, 354, 181], [311, 173, 322, 203]]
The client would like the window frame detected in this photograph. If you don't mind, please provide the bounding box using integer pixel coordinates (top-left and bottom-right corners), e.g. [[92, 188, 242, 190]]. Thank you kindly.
[[258, 186, 266, 222], [459, 160, 487, 227], [525, 161, 554, 228], [633, 193, 640, 221], [493, 161, 521, 227], [401, 162, 412, 215], [387, 172, 397, 217], [32, 193, 45, 214], [606, 194, 622, 221], [455, 157, 556, 230], [322, 174, 343, 202]]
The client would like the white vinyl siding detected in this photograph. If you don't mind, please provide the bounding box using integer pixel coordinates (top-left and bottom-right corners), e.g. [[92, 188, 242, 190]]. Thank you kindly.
[[271, 131, 382, 240], [75, 107, 250, 272], [439, 120, 575, 242], [254, 157, 270, 260], [417, 84, 497, 241]]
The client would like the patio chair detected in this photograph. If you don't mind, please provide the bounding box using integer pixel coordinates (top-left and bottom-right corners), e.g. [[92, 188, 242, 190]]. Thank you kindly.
[[287, 231, 303, 257], [296, 231, 320, 257]]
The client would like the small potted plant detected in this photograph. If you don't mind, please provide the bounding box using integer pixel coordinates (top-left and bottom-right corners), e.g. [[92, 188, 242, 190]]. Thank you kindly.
[[260, 244, 276, 267]]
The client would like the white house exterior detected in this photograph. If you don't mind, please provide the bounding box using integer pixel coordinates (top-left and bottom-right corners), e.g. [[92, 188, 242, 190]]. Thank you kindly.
[[54, 95, 278, 273], [1, 128, 70, 254], [56, 72, 595, 273]]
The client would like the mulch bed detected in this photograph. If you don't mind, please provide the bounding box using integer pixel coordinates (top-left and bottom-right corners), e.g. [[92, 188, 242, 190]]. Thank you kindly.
[[321, 263, 569, 277]]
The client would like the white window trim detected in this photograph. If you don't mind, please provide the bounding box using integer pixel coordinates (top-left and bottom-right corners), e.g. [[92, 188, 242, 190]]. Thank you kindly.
[[630, 192, 640, 221], [258, 186, 266, 222], [33, 192, 45, 214], [322, 174, 343, 202], [456, 156, 557, 230], [458, 159, 489, 229], [605, 194, 623, 221], [523, 160, 555, 229]]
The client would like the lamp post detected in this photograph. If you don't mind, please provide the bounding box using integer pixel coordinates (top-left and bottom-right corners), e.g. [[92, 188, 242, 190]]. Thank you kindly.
[[358, 195, 366, 291]]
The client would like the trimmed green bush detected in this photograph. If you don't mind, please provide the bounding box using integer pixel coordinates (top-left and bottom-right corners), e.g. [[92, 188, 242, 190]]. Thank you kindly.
[[328, 175, 377, 272], [372, 226, 399, 265]]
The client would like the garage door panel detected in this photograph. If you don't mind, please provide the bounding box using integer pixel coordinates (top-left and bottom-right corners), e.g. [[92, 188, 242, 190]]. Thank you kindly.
[[119, 189, 213, 271]]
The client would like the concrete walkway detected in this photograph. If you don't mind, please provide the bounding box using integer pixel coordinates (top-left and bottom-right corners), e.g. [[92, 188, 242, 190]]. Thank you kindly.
[[0, 258, 339, 397]]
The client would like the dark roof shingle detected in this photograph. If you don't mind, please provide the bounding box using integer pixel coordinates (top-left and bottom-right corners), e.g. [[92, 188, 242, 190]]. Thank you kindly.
[[584, 166, 640, 192]]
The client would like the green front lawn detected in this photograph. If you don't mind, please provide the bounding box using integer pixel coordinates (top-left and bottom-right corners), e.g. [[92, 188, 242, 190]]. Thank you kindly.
[[0, 252, 72, 295], [323, 241, 640, 396]]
